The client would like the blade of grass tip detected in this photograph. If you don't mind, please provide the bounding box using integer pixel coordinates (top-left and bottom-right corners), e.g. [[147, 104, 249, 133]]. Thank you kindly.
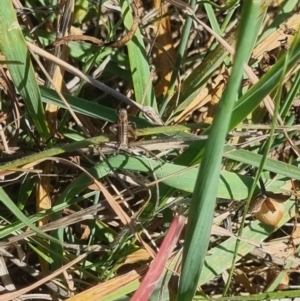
[[177, 2, 261, 300], [120, 0, 158, 111], [224, 14, 292, 298], [0, 0, 50, 140]]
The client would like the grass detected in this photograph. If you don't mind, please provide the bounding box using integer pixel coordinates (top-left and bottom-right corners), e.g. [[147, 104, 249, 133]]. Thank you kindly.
[[0, 0, 300, 300]]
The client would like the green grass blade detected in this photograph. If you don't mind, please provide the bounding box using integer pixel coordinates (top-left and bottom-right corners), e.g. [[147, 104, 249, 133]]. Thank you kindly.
[[280, 70, 300, 118], [0, 191, 96, 241], [230, 32, 300, 130], [203, 2, 222, 35], [0, 187, 64, 247], [0, 0, 49, 140], [177, 2, 261, 299], [162, 0, 198, 113], [120, 0, 157, 111], [40, 85, 152, 127]]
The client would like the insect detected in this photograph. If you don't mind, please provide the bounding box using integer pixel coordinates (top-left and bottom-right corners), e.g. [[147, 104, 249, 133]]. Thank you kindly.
[[110, 108, 137, 149]]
